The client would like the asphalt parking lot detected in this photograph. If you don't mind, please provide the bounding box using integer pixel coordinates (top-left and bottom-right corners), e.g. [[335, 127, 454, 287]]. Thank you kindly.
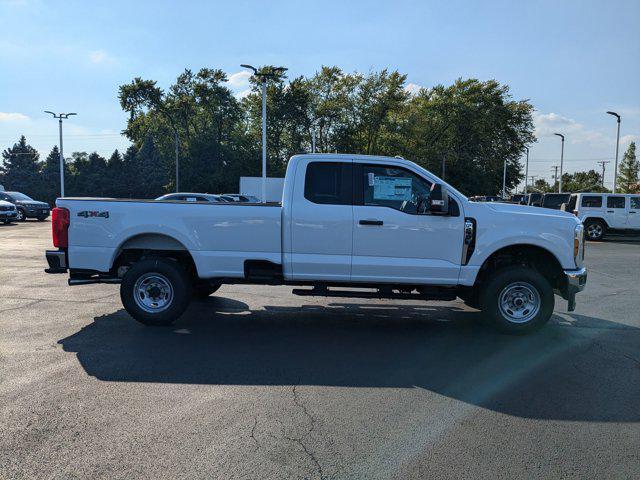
[[1, 221, 639, 479]]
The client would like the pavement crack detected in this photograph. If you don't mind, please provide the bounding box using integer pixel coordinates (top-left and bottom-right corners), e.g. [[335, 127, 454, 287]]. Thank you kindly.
[[292, 384, 316, 434], [284, 435, 325, 480], [249, 415, 259, 451]]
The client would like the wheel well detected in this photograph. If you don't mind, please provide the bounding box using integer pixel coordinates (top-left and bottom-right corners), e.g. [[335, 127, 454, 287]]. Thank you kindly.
[[475, 244, 565, 291], [111, 234, 197, 281], [583, 217, 609, 228]]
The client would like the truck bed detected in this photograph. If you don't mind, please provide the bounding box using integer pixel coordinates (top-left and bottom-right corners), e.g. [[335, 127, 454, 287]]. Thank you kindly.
[[56, 198, 283, 278]]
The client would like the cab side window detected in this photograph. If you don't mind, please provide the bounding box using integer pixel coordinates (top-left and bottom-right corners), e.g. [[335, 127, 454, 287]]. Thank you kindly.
[[607, 196, 626, 209], [361, 165, 431, 214], [581, 195, 602, 208], [631, 197, 640, 210], [304, 162, 352, 205]]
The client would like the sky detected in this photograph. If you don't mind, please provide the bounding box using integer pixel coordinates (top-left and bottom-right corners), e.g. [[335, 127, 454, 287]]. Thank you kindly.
[[1, 0, 638, 189]]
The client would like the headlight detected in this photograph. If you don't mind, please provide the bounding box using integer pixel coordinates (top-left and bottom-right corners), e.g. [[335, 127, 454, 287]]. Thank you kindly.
[[574, 224, 585, 266]]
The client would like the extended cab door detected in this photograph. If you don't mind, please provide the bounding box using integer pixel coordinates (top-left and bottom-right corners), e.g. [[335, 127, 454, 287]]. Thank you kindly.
[[287, 160, 354, 281], [351, 163, 464, 285]]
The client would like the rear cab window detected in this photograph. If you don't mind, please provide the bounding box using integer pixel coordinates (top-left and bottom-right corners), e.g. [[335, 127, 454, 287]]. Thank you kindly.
[[631, 197, 640, 210], [581, 195, 602, 208], [304, 162, 352, 205], [607, 196, 626, 209]]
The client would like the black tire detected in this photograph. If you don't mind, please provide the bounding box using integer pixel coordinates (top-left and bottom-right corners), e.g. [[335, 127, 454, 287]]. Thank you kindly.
[[3, 220, 11, 225], [120, 258, 192, 326], [36, 216, 47, 222], [193, 283, 221, 299], [584, 219, 606, 241], [15, 209, 26, 222], [480, 266, 554, 334]]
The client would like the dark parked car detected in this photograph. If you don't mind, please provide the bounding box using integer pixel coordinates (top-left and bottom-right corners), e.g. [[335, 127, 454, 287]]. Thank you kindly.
[[0, 191, 50, 221], [527, 192, 544, 207], [541, 193, 572, 210]]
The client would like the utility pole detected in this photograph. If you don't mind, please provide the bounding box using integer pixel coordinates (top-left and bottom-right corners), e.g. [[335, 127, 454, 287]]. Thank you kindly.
[[554, 133, 565, 193], [551, 165, 559, 192], [44, 111, 77, 197], [524, 147, 530, 194], [441, 157, 446, 180], [597, 160, 610, 188], [241, 64, 288, 203], [606, 111, 621, 193], [529, 175, 537, 192]]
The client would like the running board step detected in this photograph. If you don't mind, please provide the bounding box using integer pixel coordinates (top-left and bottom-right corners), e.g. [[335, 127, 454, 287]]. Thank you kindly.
[[291, 287, 457, 301]]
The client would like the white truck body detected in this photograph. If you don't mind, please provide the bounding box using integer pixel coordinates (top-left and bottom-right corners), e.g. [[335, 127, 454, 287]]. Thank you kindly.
[[46, 154, 587, 333], [567, 193, 640, 240]]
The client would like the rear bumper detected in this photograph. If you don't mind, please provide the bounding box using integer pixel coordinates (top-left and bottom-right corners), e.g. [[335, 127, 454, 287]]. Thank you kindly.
[[45, 249, 68, 274], [561, 267, 587, 311]]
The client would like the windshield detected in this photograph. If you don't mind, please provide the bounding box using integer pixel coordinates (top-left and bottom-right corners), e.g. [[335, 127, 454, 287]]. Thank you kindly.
[[7, 192, 33, 201]]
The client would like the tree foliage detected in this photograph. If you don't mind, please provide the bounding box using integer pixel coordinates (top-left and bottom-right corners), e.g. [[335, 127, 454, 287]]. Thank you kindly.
[[1, 66, 539, 202], [617, 142, 638, 193]]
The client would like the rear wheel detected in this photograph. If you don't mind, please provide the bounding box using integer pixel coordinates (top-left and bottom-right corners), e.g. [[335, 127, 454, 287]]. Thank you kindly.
[[480, 266, 554, 334], [584, 219, 605, 241], [120, 258, 192, 326]]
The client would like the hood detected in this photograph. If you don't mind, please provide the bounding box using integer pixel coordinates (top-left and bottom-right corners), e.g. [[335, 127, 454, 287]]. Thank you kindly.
[[16, 200, 49, 207], [486, 202, 575, 219], [0, 200, 15, 208]]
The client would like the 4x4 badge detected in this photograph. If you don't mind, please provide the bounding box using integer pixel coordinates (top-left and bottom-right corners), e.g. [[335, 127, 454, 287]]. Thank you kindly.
[[77, 210, 109, 218]]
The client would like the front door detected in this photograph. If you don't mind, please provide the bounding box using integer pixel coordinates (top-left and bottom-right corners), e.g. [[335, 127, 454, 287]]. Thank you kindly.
[[351, 163, 464, 285]]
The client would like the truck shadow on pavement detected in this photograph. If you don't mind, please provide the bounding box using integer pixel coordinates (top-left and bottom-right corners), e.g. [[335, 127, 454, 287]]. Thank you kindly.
[[58, 297, 640, 423]]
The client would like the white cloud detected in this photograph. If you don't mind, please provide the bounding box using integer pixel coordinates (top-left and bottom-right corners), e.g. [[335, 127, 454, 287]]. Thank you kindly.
[[0, 112, 29, 122], [404, 83, 422, 95], [533, 112, 607, 145], [227, 70, 251, 89], [88, 50, 115, 65], [621, 134, 638, 145], [234, 88, 252, 99]]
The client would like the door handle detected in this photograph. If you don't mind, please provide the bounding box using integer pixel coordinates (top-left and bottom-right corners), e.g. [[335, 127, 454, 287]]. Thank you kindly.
[[607, 210, 614, 213], [359, 219, 383, 226], [630, 211, 637, 214]]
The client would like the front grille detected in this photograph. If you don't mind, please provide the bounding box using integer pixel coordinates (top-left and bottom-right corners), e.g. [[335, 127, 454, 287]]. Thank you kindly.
[[0, 206, 14, 212]]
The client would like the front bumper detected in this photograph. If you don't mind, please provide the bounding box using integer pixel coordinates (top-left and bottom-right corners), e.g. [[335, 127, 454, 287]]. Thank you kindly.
[[0, 211, 17, 220], [562, 267, 587, 311], [24, 208, 50, 218]]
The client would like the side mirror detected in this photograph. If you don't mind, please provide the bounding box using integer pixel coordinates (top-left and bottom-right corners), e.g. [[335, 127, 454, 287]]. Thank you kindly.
[[428, 183, 449, 215]]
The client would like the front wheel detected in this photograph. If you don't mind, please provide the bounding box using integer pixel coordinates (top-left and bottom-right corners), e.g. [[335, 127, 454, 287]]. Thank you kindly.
[[120, 258, 192, 326], [15, 209, 25, 221], [480, 266, 554, 334]]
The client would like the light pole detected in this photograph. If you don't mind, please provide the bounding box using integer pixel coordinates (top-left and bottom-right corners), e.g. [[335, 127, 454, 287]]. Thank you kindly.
[[524, 147, 529, 194], [606, 111, 621, 193], [554, 133, 565, 193], [502, 160, 507, 199], [45, 111, 76, 197], [241, 64, 288, 203]]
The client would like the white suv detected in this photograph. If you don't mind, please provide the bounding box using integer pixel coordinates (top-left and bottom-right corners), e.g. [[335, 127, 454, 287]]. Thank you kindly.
[[566, 193, 640, 240]]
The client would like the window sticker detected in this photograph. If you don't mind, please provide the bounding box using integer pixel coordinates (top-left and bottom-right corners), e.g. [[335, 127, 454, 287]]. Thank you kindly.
[[373, 176, 412, 200]]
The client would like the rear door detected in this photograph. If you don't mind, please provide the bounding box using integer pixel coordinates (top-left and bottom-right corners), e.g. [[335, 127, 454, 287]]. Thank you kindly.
[[605, 195, 628, 228], [628, 196, 640, 229], [351, 163, 464, 285], [288, 160, 353, 281]]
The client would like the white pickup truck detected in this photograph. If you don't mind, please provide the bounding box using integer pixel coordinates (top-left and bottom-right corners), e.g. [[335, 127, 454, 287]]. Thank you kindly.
[[45, 154, 587, 333]]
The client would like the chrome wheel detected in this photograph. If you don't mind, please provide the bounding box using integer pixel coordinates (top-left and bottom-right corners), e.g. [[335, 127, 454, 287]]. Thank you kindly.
[[16, 210, 24, 221], [498, 281, 541, 324], [133, 273, 174, 313], [586, 223, 603, 240]]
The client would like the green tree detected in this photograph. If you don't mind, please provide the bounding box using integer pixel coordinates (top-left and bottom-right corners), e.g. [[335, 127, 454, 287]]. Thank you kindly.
[[41, 146, 62, 204], [616, 142, 638, 193], [562, 170, 608, 193], [1, 136, 41, 195]]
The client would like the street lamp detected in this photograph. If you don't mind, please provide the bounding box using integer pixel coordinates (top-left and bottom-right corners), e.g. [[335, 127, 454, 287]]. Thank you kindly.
[[45, 111, 77, 197], [240, 64, 288, 203], [523, 146, 530, 194], [606, 111, 621, 193], [554, 133, 565, 193]]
